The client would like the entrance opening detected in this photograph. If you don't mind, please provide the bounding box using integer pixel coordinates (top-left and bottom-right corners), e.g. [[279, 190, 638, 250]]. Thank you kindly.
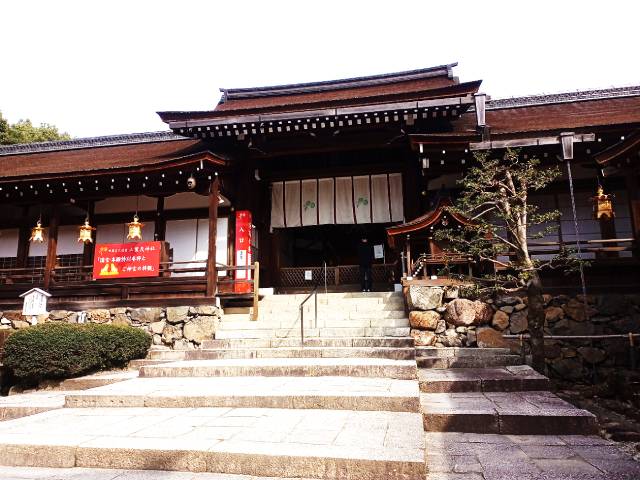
[[275, 224, 398, 291]]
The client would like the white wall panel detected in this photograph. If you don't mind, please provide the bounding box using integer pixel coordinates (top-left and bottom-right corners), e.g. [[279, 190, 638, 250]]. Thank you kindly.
[[57, 225, 84, 255], [0, 229, 19, 257]]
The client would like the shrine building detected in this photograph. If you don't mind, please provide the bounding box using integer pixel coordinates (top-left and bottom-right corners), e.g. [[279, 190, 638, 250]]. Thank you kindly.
[[1, 63, 639, 310]]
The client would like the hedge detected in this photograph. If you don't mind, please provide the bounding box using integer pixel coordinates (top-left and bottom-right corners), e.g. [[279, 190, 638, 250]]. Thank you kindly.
[[1, 323, 151, 382]]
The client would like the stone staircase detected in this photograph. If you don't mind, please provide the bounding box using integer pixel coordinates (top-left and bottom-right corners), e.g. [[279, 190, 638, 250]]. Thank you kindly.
[[216, 291, 409, 339], [417, 348, 598, 435], [0, 293, 426, 479]]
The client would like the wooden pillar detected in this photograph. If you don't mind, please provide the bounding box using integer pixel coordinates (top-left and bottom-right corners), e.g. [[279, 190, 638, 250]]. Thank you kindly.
[[154, 197, 166, 241], [43, 207, 60, 291], [82, 201, 95, 267], [206, 177, 220, 297]]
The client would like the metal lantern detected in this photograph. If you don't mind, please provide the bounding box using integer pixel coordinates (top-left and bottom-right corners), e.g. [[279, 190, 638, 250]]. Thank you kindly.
[[591, 185, 615, 220], [78, 219, 95, 243], [127, 214, 144, 240], [30, 220, 45, 243]]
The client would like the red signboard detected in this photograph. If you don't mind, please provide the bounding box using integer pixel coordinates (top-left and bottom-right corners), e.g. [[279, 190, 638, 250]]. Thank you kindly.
[[93, 242, 161, 280], [234, 210, 252, 293]]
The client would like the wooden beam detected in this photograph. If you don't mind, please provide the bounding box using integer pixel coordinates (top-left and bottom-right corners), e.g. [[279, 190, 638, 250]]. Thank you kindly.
[[470, 133, 596, 151], [206, 177, 220, 297], [43, 206, 60, 291]]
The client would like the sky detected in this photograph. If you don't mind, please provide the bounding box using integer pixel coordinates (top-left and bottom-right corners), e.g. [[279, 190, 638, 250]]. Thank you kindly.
[[1, 0, 639, 139]]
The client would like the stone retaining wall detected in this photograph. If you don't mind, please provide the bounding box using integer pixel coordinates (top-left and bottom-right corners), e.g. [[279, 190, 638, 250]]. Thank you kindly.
[[0, 305, 222, 350], [406, 285, 640, 380]]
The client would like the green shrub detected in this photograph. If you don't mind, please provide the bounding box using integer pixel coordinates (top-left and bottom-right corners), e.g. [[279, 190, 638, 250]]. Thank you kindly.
[[1, 323, 151, 383]]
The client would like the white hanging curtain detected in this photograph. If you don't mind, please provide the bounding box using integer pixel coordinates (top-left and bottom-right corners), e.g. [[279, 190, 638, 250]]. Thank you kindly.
[[318, 178, 335, 225], [284, 181, 301, 227], [270, 182, 285, 228], [301, 179, 318, 226], [270, 173, 403, 229], [335, 176, 355, 224], [371, 174, 391, 223], [353, 175, 371, 224]]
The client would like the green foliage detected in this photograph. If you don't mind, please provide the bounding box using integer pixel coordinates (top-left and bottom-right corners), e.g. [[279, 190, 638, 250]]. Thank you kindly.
[[435, 149, 581, 292], [1, 323, 151, 383], [0, 111, 71, 145]]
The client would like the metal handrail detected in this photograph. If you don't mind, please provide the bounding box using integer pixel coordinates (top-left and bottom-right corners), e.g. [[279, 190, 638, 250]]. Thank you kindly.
[[299, 283, 319, 346]]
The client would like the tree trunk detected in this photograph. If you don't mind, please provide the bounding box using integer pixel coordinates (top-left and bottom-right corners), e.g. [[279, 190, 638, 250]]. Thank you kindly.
[[527, 270, 546, 373]]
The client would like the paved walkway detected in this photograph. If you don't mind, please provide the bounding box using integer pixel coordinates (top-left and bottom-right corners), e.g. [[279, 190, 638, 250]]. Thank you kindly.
[[0, 467, 318, 479], [424, 432, 640, 480]]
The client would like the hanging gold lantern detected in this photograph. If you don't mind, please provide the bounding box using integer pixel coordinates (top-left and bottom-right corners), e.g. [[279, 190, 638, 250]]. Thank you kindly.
[[127, 214, 144, 240], [30, 220, 45, 243], [591, 185, 615, 220], [78, 219, 95, 244]]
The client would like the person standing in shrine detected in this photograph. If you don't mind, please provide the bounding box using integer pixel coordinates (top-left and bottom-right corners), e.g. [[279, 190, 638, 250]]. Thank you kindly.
[[357, 237, 374, 292]]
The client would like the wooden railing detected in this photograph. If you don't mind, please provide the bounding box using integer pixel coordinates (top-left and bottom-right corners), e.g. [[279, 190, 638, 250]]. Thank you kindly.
[[0, 260, 260, 311]]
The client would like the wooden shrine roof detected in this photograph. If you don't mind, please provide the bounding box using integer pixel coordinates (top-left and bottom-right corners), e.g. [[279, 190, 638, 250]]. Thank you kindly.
[[386, 197, 472, 239], [462, 87, 640, 136], [0, 133, 211, 182], [157, 64, 482, 127]]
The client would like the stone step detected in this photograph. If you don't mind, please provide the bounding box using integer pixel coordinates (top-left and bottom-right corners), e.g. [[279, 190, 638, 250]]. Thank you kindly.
[[0, 392, 68, 421], [257, 301, 405, 312], [0, 407, 425, 479], [65, 376, 420, 412], [420, 391, 597, 435], [418, 366, 550, 393], [215, 326, 411, 339], [416, 355, 522, 369], [201, 336, 415, 349], [261, 292, 403, 301], [139, 358, 418, 380], [415, 347, 512, 358], [218, 317, 409, 330], [185, 347, 416, 361]]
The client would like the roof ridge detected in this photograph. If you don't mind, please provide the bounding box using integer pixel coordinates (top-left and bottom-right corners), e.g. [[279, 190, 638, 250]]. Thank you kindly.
[[0, 131, 187, 156], [487, 85, 640, 110], [220, 63, 458, 102]]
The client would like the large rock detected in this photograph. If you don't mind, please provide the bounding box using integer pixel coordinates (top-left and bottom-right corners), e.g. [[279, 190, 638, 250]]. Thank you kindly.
[[495, 295, 520, 307], [578, 347, 606, 364], [443, 286, 459, 300], [445, 299, 492, 327], [562, 299, 596, 322], [544, 306, 564, 323], [48, 310, 71, 321], [509, 310, 528, 334], [444, 299, 476, 326], [161, 324, 183, 344], [183, 316, 217, 344], [3, 311, 23, 322], [150, 320, 166, 335], [597, 295, 631, 316], [112, 314, 131, 326], [407, 286, 443, 310], [411, 329, 436, 346], [87, 309, 111, 324], [409, 310, 440, 330], [188, 305, 220, 316], [476, 327, 509, 348], [491, 310, 510, 331], [550, 357, 584, 380], [11, 320, 30, 329], [166, 306, 190, 324], [473, 302, 494, 325], [129, 307, 162, 324]]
